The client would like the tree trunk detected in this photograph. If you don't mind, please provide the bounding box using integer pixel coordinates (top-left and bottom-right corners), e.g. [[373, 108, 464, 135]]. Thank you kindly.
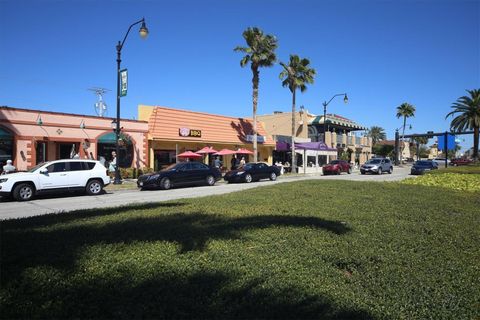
[[252, 66, 259, 162], [291, 89, 296, 174], [474, 126, 479, 161], [401, 116, 407, 162]]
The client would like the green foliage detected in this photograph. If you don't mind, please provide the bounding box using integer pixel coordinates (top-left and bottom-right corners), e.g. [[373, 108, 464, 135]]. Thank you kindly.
[[119, 167, 154, 179], [372, 144, 394, 157], [1, 180, 479, 319], [367, 126, 386, 145], [401, 172, 480, 192]]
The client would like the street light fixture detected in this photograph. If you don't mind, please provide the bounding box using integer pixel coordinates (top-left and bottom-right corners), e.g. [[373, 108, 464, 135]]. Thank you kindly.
[[321, 93, 348, 143], [113, 18, 149, 185]]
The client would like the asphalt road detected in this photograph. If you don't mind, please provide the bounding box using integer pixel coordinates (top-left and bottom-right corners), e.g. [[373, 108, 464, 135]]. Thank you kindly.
[[0, 166, 412, 220]]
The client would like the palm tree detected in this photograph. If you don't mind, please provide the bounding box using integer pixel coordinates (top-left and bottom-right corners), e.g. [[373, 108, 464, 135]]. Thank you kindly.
[[396, 102, 416, 161], [234, 27, 278, 162], [446, 89, 480, 161], [279, 54, 316, 174], [367, 126, 386, 145]]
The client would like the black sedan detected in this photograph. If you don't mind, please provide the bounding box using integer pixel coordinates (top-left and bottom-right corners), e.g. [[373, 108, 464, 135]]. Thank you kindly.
[[411, 160, 438, 175], [224, 162, 280, 183], [137, 162, 221, 190]]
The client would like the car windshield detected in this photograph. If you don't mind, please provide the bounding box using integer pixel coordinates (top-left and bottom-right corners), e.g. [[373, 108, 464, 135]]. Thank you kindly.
[[28, 162, 50, 173], [366, 159, 381, 164], [329, 160, 340, 165], [161, 163, 181, 172], [241, 163, 254, 170]]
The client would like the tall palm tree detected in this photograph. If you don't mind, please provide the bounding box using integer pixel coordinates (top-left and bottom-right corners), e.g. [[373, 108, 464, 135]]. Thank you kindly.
[[279, 54, 316, 173], [367, 126, 386, 145], [446, 89, 480, 161], [396, 102, 416, 161], [234, 27, 278, 162]]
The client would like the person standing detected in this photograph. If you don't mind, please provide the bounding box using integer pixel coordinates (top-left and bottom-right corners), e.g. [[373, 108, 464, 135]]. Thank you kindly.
[[109, 151, 117, 177], [2, 160, 16, 174], [239, 156, 246, 167], [231, 154, 238, 170], [214, 156, 222, 169]]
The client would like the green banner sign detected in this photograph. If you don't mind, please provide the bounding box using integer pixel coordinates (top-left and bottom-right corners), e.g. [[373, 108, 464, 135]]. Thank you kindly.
[[120, 69, 128, 97]]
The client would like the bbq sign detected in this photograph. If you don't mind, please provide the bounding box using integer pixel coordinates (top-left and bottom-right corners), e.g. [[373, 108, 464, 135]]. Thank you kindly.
[[179, 128, 202, 138]]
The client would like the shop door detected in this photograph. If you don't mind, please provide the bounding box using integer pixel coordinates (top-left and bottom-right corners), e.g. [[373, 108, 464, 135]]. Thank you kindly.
[[58, 143, 79, 159]]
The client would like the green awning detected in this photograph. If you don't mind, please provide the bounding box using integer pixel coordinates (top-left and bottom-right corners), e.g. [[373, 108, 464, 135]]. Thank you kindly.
[[98, 132, 132, 144]]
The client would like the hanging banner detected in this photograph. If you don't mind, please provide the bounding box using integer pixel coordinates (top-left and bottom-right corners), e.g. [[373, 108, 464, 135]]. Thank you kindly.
[[120, 69, 128, 97]]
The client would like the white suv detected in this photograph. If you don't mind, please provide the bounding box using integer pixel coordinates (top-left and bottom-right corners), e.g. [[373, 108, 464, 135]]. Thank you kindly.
[[0, 159, 110, 201]]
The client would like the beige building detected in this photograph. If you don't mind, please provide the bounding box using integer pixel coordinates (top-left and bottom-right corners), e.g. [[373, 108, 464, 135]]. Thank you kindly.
[[258, 110, 372, 167]]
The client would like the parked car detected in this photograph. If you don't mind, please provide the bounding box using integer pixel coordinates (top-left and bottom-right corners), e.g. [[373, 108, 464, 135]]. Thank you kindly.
[[224, 162, 280, 183], [137, 162, 221, 190], [360, 158, 393, 175], [322, 160, 352, 175], [0, 159, 110, 201], [411, 160, 438, 175], [450, 158, 473, 166], [432, 158, 450, 167]]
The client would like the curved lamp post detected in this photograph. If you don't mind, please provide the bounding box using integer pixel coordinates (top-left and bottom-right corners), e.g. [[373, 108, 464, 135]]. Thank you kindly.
[[113, 18, 148, 184], [322, 93, 348, 143]]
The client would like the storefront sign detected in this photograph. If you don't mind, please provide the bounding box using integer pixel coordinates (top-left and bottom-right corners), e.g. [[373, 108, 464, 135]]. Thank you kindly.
[[179, 128, 202, 138], [120, 69, 128, 97], [246, 135, 265, 143]]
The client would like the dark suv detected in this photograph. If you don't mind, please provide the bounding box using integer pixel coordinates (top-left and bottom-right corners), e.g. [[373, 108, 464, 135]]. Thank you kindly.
[[360, 158, 393, 175]]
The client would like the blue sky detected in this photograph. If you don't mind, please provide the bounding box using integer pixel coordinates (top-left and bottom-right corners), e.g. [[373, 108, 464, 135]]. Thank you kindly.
[[1, 0, 479, 152]]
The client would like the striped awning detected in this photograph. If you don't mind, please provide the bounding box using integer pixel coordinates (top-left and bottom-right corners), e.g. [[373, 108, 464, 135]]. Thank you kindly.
[[310, 114, 366, 130]]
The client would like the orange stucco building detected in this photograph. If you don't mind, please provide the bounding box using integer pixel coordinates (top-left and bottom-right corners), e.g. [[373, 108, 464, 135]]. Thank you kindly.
[[138, 105, 275, 170]]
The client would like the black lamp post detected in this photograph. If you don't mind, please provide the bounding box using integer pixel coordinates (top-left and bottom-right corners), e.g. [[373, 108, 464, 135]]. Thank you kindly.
[[113, 18, 149, 184], [322, 93, 348, 143]]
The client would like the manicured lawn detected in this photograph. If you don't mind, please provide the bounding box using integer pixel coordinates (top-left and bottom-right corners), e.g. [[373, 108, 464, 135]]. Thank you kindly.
[[1, 180, 479, 319]]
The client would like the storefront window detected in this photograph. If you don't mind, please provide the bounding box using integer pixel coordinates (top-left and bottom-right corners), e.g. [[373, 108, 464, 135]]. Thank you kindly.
[[154, 150, 176, 171], [0, 127, 14, 167], [97, 132, 133, 168]]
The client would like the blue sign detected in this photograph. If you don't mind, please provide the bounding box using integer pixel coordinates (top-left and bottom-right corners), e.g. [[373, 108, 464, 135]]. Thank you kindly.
[[437, 133, 456, 151]]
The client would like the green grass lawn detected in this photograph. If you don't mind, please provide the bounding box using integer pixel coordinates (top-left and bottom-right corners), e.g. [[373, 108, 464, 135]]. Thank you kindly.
[[1, 180, 479, 319]]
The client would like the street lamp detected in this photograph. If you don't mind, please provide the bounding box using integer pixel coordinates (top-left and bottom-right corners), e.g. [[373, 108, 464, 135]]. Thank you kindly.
[[322, 93, 348, 143], [113, 18, 149, 184], [394, 124, 412, 165]]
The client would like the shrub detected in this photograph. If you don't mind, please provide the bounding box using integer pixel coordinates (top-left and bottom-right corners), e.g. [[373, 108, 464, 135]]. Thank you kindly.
[[119, 167, 154, 179], [401, 172, 480, 192]]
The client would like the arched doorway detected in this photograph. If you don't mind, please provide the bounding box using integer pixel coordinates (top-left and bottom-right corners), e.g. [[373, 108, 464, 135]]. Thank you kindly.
[[97, 132, 134, 168]]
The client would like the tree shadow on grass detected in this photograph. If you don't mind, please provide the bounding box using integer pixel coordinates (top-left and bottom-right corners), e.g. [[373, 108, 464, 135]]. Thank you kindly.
[[1, 211, 350, 286], [1, 270, 374, 319]]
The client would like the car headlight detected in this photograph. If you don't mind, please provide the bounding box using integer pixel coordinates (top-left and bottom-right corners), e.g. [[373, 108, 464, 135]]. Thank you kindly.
[[236, 171, 244, 175], [0, 178, 7, 183]]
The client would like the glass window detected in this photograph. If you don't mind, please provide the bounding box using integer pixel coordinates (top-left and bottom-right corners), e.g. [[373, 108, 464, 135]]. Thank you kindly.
[[68, 162, 85, 171], [47, 162, 66, 173], [191, 162, 208, 170], [97, 133, 133, 168], [86, 162, 96, 170]]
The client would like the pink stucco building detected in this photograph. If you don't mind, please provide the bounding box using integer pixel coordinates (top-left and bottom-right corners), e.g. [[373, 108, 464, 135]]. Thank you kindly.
[[0, 106, 149, 171]]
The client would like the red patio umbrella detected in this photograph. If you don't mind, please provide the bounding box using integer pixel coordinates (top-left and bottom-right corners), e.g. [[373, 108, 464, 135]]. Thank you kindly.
[[177, 151, 202, 158], [213, 148, 237, 156], [196, 146, 218, 154], [236, 148, 254, 155]]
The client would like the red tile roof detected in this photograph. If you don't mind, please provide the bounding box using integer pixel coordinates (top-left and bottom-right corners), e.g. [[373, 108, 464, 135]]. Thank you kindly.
[[148, 106, 275, 146]]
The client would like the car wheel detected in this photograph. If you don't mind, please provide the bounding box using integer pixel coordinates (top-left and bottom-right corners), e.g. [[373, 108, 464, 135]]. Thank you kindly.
[[13, 183, 35, 201], [206, 175, 215, 186], [86, 179, 103, 195], [360, 171, 365, 175], [160, 177, 171, 190], [337, 169, 341, 175], [348, 167, 352, 174], [269, 172, 277, 181], [378, 168, 382, 175], [388, 167, 393, 174], [245, 173, 252, 183]]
